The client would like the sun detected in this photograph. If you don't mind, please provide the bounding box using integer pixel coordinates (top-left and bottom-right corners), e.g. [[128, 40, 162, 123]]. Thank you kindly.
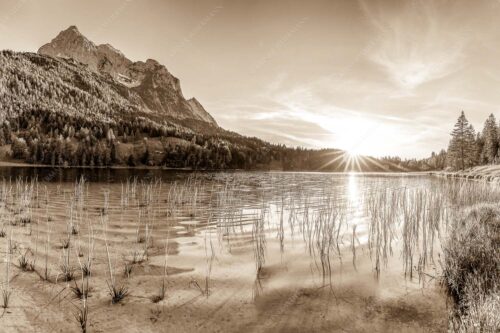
[[344, 150, 363, 172], [319, 116, 388, 158], [345, 146, 362, 158]]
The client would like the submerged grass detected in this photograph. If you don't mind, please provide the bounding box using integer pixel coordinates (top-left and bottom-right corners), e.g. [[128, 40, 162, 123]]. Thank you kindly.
[[1, 289, 11, 309], [18, 252, 35, 272], [71, 281, 91, 300], [107, 283, 129, 304]]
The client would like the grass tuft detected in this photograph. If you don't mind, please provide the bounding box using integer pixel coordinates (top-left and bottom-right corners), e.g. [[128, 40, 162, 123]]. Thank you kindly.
[[107, 283, 129, 304], [123, 263, 133, 278], [18, 253, 35, 272], [82, 262, 92, 277], [1, 290, 11, 309], [71, 282, 91, 300], [19, 217, 32, 227], [60, 238, 71, 249], [151, 283, 166, 303], [60, 263, 75, 282]]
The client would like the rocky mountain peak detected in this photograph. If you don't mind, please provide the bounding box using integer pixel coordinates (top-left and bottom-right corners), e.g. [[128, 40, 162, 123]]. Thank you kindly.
[[39, 25, 98, 69], [57, 25, 83, 39], [64, 25, 81, 34], [37, 26, 217, 126]]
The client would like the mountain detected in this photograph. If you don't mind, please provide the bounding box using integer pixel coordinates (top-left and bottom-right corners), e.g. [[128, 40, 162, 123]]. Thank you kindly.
[[38, 26, 217, 125]]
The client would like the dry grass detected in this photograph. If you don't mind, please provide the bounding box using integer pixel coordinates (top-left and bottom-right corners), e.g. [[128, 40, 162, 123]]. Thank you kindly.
[[443, 204, 500, 332]]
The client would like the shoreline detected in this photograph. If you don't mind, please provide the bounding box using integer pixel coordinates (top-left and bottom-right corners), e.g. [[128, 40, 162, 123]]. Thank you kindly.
[[431, 165, 500, 183], [0, 160, 433, 174]]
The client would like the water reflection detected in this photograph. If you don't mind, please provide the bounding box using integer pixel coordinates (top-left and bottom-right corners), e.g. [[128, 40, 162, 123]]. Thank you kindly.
[[0, 172, 449, 290], [347, 172, 359, 206], [0, 171, 455, 331]]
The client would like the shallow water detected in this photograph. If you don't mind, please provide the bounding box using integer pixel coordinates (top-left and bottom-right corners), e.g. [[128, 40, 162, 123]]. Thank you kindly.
[[0, 170, 449, 332]]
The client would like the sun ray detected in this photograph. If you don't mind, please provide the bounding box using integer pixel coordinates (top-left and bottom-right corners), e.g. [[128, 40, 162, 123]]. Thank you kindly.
[[316, 151, 347, 171]]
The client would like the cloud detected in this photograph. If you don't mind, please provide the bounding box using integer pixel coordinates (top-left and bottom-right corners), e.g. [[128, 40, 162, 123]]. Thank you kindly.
[[198, 0, 500, 159], [358, 0, 470, 90]]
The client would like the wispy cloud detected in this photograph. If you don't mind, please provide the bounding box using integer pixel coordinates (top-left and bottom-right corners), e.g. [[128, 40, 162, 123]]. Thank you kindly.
[[358, 0, 470, 90]]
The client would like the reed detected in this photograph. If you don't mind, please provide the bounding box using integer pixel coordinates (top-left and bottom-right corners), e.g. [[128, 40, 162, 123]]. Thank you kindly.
[[152, 237, 169, 303], [103, 214, 128, 304], [123, 263, 133, 278], [43, 187, 51, 281], [73, 207, 94, 333], [74, 301, 88, 333], [190, 230, 216, 297], [2, 228, 12, 308]]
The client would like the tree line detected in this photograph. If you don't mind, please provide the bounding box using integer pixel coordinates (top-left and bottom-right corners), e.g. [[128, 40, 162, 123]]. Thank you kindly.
[[0, 108, 412, 172], [446, 111, 500, 170]]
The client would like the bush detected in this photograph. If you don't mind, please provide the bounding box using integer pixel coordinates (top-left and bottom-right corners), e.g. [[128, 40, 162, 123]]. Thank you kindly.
[[449, 294, 500, 332], [443, 204, 500, 332], [11, 137, 28, 159]]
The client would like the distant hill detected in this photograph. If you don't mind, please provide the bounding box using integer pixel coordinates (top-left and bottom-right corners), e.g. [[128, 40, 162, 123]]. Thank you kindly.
[[0, 26, 422, 172]]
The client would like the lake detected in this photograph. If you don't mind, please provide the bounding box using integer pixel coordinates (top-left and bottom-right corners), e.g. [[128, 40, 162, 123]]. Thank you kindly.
[[1, 169, 463, 332]]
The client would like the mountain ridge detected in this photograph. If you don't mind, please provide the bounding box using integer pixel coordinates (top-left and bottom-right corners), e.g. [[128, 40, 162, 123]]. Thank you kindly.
[[38, 26, 217, 125]]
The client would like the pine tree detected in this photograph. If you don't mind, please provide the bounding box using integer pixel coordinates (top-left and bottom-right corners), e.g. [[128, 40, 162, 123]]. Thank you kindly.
[[110, 143, 117, 164], [141, 148, 151, 166], [474, 132, 483, 166], [465, 124, 477, 168], [481, 114, 498, 164], [447, 111, 475, 170], [127, 154, 136, 167]]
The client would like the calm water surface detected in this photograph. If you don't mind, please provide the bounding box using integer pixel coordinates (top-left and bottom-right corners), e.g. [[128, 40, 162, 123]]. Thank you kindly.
[[0, 168, 449, 331], [1, 168, 441, 280]]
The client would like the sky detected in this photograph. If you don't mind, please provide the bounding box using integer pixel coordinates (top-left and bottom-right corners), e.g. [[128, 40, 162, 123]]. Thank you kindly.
[[1, 0, 500, 158]]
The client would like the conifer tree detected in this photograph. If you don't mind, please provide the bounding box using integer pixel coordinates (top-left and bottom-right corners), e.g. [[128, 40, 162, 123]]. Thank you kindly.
[[447, 111, 475, 170], [475, 132, 484, 166], [465, 124, 477, 168], [481, 114, 498, 164]]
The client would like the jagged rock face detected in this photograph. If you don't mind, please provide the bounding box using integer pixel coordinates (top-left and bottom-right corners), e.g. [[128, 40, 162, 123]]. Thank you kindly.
[[38, 26, 100, 70], [187, 98, 217, 124], [96, 43, 132, 77], [38, 26, 217, 126]]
